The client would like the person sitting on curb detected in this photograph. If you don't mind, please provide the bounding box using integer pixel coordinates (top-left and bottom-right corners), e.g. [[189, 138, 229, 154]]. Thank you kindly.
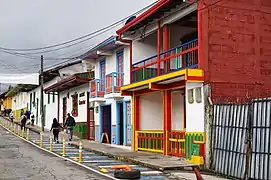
[[64, 113, 76, 142]]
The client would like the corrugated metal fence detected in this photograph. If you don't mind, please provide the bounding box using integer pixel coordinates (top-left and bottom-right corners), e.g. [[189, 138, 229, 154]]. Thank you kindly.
[[212, 98, 271, 179]]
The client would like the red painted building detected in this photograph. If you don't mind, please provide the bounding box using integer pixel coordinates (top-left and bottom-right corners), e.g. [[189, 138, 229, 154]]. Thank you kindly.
[[116, 0, 271, 165]]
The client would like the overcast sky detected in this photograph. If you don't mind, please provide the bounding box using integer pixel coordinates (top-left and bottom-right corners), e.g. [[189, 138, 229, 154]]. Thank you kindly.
[[0, 0, 156, 76]]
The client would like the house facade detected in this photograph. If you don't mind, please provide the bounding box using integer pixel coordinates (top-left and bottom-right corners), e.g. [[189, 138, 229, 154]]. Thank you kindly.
[[44, 61, 95, 139], [116, 0, 271, 165], [82, 36, 132, 146]]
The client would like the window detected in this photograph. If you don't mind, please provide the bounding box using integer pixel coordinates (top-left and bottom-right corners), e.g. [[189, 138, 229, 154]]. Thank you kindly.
[[48, 94, 50, 104], [188, 89, 194, 104], [195, 87, 202, 103], [71, 94, 78, 117], [53, 92, 55, 103]]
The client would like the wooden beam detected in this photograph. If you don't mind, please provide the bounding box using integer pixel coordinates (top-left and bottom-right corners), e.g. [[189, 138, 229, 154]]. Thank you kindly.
[[149, 81, 185, 90]]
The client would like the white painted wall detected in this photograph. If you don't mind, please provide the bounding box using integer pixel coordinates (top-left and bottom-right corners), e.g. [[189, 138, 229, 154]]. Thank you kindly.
[[59, 63, 86, 79], [171, 90, 185, 130], [27, 77, 59, 129], [186, 82, 204, 132], [59, 84, 89, 124], [132, 31, 157, 65], [12, 92, 27, 111], [91, 45, 132, 142], [139, 92, 163, 130]]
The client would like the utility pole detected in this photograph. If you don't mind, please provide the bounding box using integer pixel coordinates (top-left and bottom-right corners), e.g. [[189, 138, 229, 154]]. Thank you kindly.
[[40, 55, 44, 131]]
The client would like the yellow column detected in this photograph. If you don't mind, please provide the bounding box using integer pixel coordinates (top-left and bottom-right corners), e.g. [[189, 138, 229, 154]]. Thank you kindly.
[[22, 127, 25, 138], [26, 128, 30, 141], [49, 135, 53, 152], [62, 138, 66, 157], [78, 141, 83, 163], [17, 126, 20, 136], [40, 132, 43, 148]]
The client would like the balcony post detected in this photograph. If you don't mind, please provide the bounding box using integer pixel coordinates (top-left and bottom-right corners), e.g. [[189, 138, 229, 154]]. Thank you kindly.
[[197, 1, 202, 68], [163, 24, 169, 73], [157, 21, 161, 76], [163, 90, 172, 155], [132, 95, 140, 151]]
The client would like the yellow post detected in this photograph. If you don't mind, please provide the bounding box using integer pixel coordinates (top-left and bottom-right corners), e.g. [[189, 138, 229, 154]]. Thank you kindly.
[[13, 124, 16, 133], [17, 126, 20, 136], [165, 130, 169, 156], [40, 131, 43, 148], [49, 135, 53, 152], [135, 131, 138, 152], [62, 138, 66, 157], [26, 128, 30, 141], [78, 141, 83, 163], [22, 127, 25, 138]]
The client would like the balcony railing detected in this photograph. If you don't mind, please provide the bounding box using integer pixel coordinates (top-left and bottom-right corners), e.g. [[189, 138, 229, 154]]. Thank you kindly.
[[105, 72, 124, 94], [132, 39, 198, 83], [90, 79, 105, 98]]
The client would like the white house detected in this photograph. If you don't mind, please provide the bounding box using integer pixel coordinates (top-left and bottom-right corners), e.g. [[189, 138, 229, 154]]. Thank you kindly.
[[81, 36, 132, 146], [44, 60, 95, 139]]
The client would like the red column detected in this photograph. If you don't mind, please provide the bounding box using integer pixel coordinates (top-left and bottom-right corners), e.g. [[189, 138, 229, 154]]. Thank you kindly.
[[163, 90, 172, 155], [133, 95, 140, 150], [157, 21, 161, 75], [163, 24, 169, 73], [134, 96, 140, 131], [197, 1, 202, 68]]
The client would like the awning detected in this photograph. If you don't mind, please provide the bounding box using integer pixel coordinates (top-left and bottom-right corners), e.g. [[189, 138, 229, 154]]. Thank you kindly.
[[116, 0, 187, 35], [120, 69, 204, 96], [44, 72, 94, 93], [6, 84, 38, 97], [80, 36, 121, 60]]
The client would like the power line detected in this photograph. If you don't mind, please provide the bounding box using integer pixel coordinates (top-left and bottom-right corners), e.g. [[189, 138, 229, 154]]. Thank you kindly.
[[0, 1, 158, 52]]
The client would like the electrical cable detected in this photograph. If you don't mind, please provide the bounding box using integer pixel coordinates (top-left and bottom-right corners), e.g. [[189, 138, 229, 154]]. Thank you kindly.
[[0, 1, 158, 52]]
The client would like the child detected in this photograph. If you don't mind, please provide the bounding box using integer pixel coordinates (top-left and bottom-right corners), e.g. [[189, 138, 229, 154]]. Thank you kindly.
[[50, 118, 63, 143]]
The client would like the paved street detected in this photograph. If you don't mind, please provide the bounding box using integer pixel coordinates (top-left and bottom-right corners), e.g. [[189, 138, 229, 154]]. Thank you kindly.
[[0, 126, 107, 180]]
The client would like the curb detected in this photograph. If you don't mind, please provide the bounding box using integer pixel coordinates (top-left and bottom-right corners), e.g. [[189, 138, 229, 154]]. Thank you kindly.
[[0, 119, 117, 180], [7, 117, 197, 172]]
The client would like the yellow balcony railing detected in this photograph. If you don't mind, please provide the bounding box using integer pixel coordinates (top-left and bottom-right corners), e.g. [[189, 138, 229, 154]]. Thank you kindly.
[[135, 130, 164, 153]]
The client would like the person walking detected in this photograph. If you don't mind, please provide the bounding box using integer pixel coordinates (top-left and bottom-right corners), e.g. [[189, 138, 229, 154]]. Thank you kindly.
[[64, 113, 76, 141], [21, 115, 27, 130], [50, 118, 63, 143], [9, 112, 14, 122], [30, 113, 35, 126]]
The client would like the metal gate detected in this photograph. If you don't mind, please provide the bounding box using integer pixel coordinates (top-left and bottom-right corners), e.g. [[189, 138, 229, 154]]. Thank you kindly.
[[212, 98, 271, 179]]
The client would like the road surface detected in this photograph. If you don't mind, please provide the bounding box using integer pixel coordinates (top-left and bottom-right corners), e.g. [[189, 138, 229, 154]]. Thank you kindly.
[[0, 126, 108, 180]]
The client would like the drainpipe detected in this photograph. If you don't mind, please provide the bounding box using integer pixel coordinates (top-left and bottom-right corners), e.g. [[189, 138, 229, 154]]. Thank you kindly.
[[117, 36, 133, 83]]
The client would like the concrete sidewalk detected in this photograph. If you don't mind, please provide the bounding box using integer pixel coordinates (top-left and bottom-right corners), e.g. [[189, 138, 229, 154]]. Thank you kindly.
[[11, 119, 196, 171]]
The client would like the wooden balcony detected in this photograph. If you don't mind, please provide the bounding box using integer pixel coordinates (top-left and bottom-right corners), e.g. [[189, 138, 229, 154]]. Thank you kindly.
[[89, 79, 105, 102], [105, 72, 124, 99], [132, 39, 198, 83]]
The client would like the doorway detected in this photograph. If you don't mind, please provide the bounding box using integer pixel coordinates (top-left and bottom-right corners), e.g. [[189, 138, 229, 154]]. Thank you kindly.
[[89, 108, 95, 140], [117, 102, 124, 145], [63, 97, 67, 124], [102, 105, 111, 143]]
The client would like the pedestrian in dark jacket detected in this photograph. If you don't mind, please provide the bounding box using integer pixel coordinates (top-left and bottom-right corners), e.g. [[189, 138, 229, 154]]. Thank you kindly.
[[21, 115, 27, 130], [64, 113, 76, 141], [50, 118, 63, 143]]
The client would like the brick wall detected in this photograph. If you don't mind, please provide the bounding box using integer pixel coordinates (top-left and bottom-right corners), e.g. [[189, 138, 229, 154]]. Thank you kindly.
[[199, 0, 271, 102]]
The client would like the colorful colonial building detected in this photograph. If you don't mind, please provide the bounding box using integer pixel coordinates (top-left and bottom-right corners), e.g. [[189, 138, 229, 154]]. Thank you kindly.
[[115, 0, 271, 165], [82, 36, 132, 146]]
